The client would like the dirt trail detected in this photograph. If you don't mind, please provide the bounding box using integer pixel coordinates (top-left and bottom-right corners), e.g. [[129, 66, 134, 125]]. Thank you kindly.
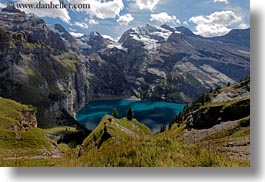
[[178, 120, 250, 161], [4, 138, 62, 161]]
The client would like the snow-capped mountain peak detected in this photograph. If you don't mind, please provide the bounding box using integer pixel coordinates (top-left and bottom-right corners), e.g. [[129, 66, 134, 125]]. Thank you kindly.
[[119, 24, 175, 51]]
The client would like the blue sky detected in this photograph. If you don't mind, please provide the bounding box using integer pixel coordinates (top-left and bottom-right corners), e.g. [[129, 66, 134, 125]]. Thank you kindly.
[[0, 0, 250, 40]]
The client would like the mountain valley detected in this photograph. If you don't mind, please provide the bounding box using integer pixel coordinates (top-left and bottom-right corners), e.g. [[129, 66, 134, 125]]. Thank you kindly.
[[0, 6, 250, 167]]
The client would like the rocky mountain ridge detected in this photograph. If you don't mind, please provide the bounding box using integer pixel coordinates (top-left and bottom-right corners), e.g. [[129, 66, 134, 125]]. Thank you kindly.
[[165, 77, 250, 161], [0, 6, 250, 128], [0, 6, 92, 127], [169, 77, 250, 129]]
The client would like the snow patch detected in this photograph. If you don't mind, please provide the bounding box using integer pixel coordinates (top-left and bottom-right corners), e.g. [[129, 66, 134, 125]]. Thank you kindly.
[[48, 25, 63, 36], [69, 32, 84, 38], [80, 35, 90, 42], [76, 38, 92, 49], [128, 24, 173, 51], [149, 25, 173, 40], [102, 34, 115, 41], [107, 42, 128, 52]]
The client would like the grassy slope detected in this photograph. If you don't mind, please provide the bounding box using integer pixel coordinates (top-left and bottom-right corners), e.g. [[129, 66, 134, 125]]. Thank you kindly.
[[0, 97, 63, 166], [0, 97, 249, 167], [44, 126, 77, 136], [61, 123, 248, 167], [61, 79, 250, 167], [0, 77, 251, 167], [166, 78, 250, 162], [0, 97, 31, 129], [60, 114, 248, 167], [83, 115, 152, 148]]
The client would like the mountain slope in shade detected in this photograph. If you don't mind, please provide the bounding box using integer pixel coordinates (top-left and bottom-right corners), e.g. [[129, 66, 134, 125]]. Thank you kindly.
[[166, 77, 250, 161], [209, 28, 250, 48], [0, 8, 92, 127], [76, 31, 113, 55], [0, 7, 250, 127], [63, 80, 250, 166], [170, 77, 250, 129], [95, 24, 249, 102]]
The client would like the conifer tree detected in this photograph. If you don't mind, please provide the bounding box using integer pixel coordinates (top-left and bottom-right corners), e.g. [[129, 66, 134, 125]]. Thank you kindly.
[[112, 108, 119, 118], [127, 108, 134, 120]]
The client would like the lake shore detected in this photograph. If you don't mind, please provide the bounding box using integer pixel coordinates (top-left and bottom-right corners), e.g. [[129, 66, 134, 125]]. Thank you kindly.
[[73, 96, 140, 119], [92, 95, 141, 101], [76, 99, 185, 132]]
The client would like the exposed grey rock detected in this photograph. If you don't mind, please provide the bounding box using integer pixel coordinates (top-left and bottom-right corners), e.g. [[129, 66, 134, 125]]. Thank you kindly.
[[0, 7, 250, 127]]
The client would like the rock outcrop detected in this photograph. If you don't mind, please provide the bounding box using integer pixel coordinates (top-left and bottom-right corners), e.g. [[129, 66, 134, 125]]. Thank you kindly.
[[0, 8, 92, 127], [83, 115, 152, 150], [12, 109, 38, 131], [171, 77, 250, 129], [0, 96, 37, 131]]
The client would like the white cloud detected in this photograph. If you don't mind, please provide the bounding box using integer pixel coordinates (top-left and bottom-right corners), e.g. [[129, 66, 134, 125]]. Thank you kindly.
[[189, 10, 242, 37], [238, 23, 249, 29], [0, 2, 6, 8], [70, 0, 124, 19], [16, 0, 71, 23], [74, 18, 98, 29], [150, 12, 180, 24], [90, 0, 124, 19], [69, 27, 76, 32], [183, 21, 189, 26], [117, 14, 134, 25], [193, 24, 231, 37], [213, 0, 229, 4], [75, 22, 89, 29], [69, 32, 84, 37], [134, 0, 160, 11], [87, 19, 99, 25]]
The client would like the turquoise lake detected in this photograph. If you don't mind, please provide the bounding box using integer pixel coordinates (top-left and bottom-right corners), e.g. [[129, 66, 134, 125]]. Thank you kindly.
[[76, 99, 185, 132]]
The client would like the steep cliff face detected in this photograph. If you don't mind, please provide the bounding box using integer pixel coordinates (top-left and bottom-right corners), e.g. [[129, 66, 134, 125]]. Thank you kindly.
[[0, 8, 93, 127], [75, 25, 250, 102], [114, 24, 250, 102], [77, 24, 249, 103], [0, 49, 93, 127], [165, 78, 250, 162], [169, 77, 250, 129]]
